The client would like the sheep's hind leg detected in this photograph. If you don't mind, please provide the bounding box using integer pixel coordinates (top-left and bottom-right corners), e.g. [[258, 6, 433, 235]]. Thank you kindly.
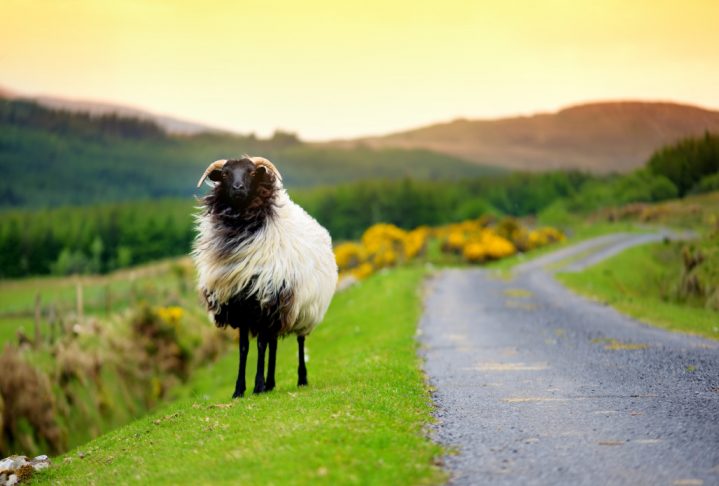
[[232, 327, 249, 399], [253, 331, 268, 394], [297, 335, 308, 387], [265, 335, 278, 391]]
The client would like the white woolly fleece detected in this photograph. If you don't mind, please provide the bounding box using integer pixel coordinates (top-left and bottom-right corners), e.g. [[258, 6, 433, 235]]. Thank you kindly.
[[193, 187, 338, 336]]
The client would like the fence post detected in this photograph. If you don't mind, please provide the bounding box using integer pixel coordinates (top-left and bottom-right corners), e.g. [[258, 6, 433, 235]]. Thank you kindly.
[[129, 274, 137, 304], [76, 279, 84, 327], [48, 304, 57, 344], [34, 292, 42, 348], [105, 284, 112, 316]]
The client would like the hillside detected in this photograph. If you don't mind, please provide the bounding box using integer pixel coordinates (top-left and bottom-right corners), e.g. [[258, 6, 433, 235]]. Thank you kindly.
[[31, 96, 218, 135], [1, 85, 218, 135], [330, 102, 719, 173], [0, 99, 500, 208]]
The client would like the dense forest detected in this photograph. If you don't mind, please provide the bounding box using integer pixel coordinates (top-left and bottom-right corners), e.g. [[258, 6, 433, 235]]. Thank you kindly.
[[0, 199, 194, 277], [0, 99, 499, 208]]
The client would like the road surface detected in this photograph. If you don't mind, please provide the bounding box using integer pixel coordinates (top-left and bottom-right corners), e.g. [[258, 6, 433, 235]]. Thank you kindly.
[[420, 232, 719, 485]]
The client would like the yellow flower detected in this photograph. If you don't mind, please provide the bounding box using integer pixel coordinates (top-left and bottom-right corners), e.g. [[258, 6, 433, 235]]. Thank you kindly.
[[463, 242, 487, 263], [362, 223, 406, 250], [479, 230, 516, 259], [334, 242, 366, 271], [361, 223, 408, 269], [536, 227, 565, 243], [443, 231, 466, 253], [403, 227, 429, 260], [156, 306, 184, 325], [352, 263, 374, 280], [511, 228, 532, 251]]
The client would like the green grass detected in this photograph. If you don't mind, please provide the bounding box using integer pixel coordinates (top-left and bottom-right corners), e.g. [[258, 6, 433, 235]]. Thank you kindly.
[[34, 266, 446, 485], [0, 316, 24, 345], [558, 243, 719, 340]]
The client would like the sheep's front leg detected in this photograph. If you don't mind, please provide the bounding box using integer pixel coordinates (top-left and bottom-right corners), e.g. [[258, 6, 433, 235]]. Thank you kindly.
[[265, 335, 278, 391], [233, 327, 249, 399], [253, 332, 268, 394], [297, 335, 308, 387]]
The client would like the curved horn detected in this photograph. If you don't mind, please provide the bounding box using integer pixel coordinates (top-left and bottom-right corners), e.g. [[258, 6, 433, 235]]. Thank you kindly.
[[196, 159, 227, 188], [251, 156, 283, 182]]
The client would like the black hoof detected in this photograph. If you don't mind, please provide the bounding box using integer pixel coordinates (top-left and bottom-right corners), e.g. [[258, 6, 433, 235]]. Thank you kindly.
[[264, 381, 275, 392], [253, 385, 265, 394], [297, 378, 308, 387], [232, 390, 244, 399]]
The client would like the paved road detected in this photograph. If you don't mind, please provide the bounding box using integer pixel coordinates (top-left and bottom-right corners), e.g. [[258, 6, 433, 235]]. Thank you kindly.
[[420, 232, 719, 486]]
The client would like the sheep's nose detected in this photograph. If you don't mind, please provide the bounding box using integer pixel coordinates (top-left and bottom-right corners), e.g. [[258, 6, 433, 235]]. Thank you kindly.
[[232, 182, 245, 190]]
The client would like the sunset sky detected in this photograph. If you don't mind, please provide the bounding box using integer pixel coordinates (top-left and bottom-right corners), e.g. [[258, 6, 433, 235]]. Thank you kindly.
[[1, 0, 718, 140]]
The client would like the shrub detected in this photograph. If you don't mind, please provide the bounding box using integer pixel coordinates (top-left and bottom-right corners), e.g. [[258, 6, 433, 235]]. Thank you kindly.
[[334, 218, 564, 282], [334, 242, 366, 272], [692, 172, 719, 195], [462, 242, 487, 263], [0, 347, 65, 456], [648, 132, 719, 196]]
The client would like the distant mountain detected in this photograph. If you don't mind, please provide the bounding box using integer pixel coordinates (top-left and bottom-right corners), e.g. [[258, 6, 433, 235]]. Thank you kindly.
[[0, 85, 220, 135], [32, 96, 221, 135], [0, 86, 16, 99], [330, 102, 719, 173]]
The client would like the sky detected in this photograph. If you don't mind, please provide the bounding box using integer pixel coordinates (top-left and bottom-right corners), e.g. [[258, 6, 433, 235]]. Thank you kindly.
[[1, 0, 718, 140]]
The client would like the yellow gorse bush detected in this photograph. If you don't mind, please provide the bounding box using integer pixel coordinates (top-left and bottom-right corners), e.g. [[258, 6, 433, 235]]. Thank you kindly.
[[462, 242, 487, 263], [404, 227, 430, 260], [361, 223, 406, 253], [352, 263, 374, 280], [461, 229, 516, 262], [336, 223, 429, 281], [482, 231, 516, 259], [334, 242, 366, 270], [441, 217, 563, 265], [361, 223, 406, 270], [334, 218, 564, 282], [443, 231, 466, 254], [537, 227, 566, 243]]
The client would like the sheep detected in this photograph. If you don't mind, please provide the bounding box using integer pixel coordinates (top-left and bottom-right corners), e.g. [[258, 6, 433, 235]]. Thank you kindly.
[[192, 156, 337, 398]]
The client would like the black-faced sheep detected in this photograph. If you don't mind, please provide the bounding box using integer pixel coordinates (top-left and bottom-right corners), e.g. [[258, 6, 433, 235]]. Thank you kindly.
[[192, 156, 337, 398]]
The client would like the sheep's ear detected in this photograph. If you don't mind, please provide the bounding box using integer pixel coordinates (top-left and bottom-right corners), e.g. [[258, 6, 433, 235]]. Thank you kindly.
[[196, 159, 227, 188], [255, 165, 272, 179], [251, 156, 282, 182], [208, 169, 223, 182]]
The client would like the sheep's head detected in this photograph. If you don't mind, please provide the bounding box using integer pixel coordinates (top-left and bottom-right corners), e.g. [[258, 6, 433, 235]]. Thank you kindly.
[[197, 156, 282, 210]]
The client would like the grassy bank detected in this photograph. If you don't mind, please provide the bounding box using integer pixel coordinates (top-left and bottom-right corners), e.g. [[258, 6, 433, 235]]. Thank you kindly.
[[35, 266, 445, 485], [558, 242, 719, 340], [0, 258, 187, 347], [0, 254, 232, 457]]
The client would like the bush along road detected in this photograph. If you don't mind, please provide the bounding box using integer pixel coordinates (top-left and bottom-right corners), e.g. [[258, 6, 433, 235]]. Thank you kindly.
[[421, 232, 718, 485]]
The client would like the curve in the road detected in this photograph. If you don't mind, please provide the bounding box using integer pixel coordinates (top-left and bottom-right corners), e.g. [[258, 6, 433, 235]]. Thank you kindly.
[[421, 232, 719, 486]]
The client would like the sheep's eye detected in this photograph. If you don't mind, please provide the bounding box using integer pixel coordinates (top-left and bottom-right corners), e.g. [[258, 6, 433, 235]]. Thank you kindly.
[[249, 171, 256, 178]]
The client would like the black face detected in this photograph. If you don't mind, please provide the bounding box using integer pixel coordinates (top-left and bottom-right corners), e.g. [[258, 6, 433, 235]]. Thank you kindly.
[[209, 158, 258, 206]]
